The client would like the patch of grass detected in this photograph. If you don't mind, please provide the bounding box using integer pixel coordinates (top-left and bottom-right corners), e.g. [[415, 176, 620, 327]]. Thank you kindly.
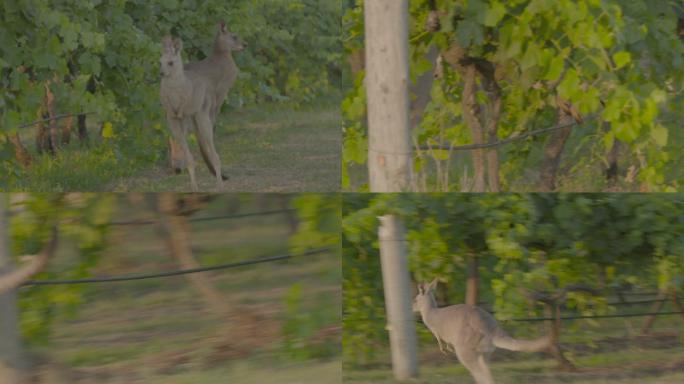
[[142, 360, 342, 384], [5, 141, 158, 192], [115, 94, 341, 192], [28, 203, 341, 383], [64, 344, 149, 367], [344, 345, 684, 384], [2, 95, 340, 192]]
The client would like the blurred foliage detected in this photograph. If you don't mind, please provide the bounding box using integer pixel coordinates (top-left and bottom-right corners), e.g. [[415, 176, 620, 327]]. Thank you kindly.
[[290, 194, 341, 252], [280, 282, 339, 361], [342, 193, 684, 366], [342, 0, 684, 190], [285, 194, 341, 361], [7, 193, 115, 344]]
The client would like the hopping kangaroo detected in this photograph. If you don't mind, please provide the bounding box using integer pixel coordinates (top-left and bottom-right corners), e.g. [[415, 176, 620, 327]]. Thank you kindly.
[[169, 21, 246, 177], [160, 36, 222, 191], [413, 279, 551, 384]]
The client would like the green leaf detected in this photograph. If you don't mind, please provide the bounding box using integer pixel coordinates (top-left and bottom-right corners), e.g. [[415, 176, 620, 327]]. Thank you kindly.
[[544, 55, 564, 81], [612, 51, 631, 70], [557, 68, 579, 101], [651, 124, 668, 146], [484, 1, 506, 27], [520, 42, 541, 70], [614, 121, 639, 143], [577, 87, 601, 115], [456, 19, 484, 47]]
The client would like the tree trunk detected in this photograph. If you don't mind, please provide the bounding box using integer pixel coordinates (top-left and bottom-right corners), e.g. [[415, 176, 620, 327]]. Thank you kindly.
[[461, 65, 486, 192], [538, 106, 575, 192], [641, 292, 668, 334], [36, 112, 50, 154], [365, 0, 412, 192], [77, 76, 95, 145], [7, 133, 32, 168], [465, 254, 479, 306], [0, 227, 58, 296], [484, 77, 501, 192], [378, 215, 418, 380], [605, 122, 620, 187], [60, 115, 73, 145], [544, 304, 576, 371], [46, 83, 59, 155], [156, 194, 227, 314]]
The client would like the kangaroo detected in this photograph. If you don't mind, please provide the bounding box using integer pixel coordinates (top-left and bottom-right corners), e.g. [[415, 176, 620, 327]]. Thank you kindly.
[[169, 22, 245, 179], [413, 279, 551, 384], [159, 36, 223, 191], [185, 21, 246, 124]]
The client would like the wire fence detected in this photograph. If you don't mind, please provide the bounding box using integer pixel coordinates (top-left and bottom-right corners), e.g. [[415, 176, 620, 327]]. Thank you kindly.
[[507, 310, 684, 322], [397, 309, 684, 324], [418, 114, 598, 152], [346, 295, 684, 323], [16, 111, 97, 130], [22, 247, 331, 287], [108, 208, 295, 226]]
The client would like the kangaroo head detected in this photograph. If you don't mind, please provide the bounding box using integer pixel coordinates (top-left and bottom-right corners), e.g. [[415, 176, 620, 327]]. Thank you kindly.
[[160, 36, 184, 78], [413, 278, 439, 313], [214, 21, 246, 53]]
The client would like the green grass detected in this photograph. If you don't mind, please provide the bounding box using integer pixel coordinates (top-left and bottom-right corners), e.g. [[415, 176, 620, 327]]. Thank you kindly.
[[344, 327, 684, 384], [24, 199, 341, 383], [344, 346, 684, 384], [114, 96, 341, 192], [3, 95, 340, 192]]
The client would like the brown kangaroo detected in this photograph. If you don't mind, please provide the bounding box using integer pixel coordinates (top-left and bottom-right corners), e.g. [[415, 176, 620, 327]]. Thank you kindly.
[[159, 36, 222, 191], [186, 21, 246, 124], [414, 279, 552, 384], [170, 21, 245, 179]]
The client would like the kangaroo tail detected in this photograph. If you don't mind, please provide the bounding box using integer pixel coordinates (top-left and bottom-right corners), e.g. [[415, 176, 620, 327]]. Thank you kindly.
[[198, 143, 229, 180], [492, 330, 551, 352]]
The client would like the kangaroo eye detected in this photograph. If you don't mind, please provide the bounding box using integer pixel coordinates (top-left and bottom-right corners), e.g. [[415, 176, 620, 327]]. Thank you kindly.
[[168, 61, 173, 66]]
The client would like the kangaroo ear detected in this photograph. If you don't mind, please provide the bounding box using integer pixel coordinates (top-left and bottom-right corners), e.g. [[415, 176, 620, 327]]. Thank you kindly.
[[162, 36, 173, 51], [427, 278, 439, 291]]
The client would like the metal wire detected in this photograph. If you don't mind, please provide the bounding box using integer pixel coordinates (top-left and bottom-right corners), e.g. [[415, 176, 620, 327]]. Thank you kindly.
[[418, 114, 598, 151], [108, 208, 295, 226], [22, 247, 331, 286]]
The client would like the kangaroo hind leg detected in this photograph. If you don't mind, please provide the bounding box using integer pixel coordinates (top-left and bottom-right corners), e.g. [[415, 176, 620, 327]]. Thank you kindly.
[[194, 111, 224, 186], [454, 347, 494, 384], [168, 116, 197, 191]]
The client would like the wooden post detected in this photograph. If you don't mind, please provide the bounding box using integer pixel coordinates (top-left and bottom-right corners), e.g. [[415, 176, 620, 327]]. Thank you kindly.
[[365, 0, 412, 192], [378, 215, 418, 380], [465, 254, 479, 306], [0, 195, 24, 383]]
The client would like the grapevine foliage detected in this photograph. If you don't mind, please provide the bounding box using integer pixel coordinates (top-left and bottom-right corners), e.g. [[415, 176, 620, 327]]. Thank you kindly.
[[342, 193, 684, 365], [0, 0, 341, 183], [342, 0, 684, 191]]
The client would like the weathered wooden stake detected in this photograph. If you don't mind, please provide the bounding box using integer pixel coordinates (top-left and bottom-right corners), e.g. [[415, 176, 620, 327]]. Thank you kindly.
[[365, 0, 412, 192], [378, 215, 418, 380]]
